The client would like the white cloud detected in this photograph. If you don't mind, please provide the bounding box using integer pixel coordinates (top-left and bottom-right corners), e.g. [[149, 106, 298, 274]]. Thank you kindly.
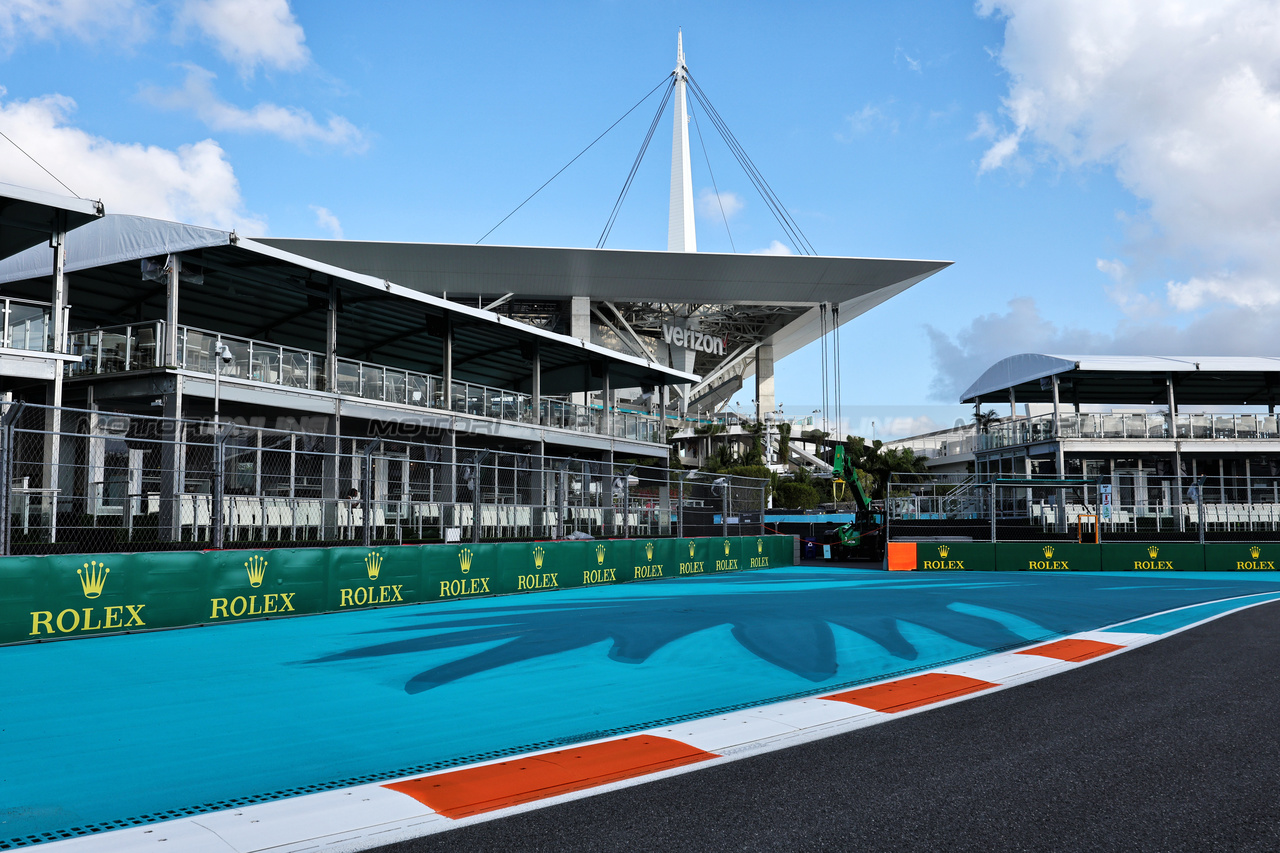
[[753, 240, 793, 256], [977, 0, 1280, 310], [176, 0, 309, 75], [142, 65, 367, 151], [696, 187, 743, 220], [0, 89, 265, 232], [837, 103, 898, 141], [310, 205, 342, 238], [895, 46, 922, 75], [0, 0, 152, 49]]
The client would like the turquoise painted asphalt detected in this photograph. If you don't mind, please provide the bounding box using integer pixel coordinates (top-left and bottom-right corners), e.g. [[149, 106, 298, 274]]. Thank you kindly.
[[5, 567, 1280, 844]]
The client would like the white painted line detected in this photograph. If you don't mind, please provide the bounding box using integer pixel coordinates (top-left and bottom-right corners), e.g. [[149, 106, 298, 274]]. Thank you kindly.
[[190, 785, 441, 852]]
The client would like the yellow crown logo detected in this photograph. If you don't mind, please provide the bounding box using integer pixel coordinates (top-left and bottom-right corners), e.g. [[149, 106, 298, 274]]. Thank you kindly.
[[458, 547, 473, 574], [1250, 545, 1261, 559], [1148, 545, 1159, 559], [688, 540, 696, 558], [645, 541, 654, 561], [365, 551, 382, 580], [78, 560, 109, 599], [938, 545, 950, 558], [245, 555, 267, 587], [757, 538, 763, 554], [534, 545, 545, 570], [724, 540, 731, 556], [1042, 546, 1055, 559], [596, 543, 607, 565]]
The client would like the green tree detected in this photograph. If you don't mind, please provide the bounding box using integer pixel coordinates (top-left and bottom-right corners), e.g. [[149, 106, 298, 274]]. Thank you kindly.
[[841, 435, 929, 500], [972, 409, 1002, 434]]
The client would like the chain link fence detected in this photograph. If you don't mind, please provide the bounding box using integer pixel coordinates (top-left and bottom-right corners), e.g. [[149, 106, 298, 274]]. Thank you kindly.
[[0, 402, 767, 556], [888, 472, 1280, 543]]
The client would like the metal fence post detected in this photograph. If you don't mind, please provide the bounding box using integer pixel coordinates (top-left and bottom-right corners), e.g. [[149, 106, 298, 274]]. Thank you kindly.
[[362, 439, 381, 547], [1195, 475, 1206, 545], [721, 478, 729, 537], [990, 482, 997, 543], [0, 401, 21, 557], [471, 449, 489, 544], [677, 471, 685, 540], [556, 463, 567, 539], [760, 481, 766, 536], [212, 424, 234, 550]]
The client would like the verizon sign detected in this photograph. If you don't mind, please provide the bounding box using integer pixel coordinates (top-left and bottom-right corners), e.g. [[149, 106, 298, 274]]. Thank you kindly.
[[662, 324, 725, 356]]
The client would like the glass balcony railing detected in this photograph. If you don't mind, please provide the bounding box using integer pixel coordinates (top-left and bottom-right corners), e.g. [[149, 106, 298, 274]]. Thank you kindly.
[[980, 411, 1280, 449], [69, 321, 163, 375], [3, 298, 53, 352], [63, 322, 664, 443]]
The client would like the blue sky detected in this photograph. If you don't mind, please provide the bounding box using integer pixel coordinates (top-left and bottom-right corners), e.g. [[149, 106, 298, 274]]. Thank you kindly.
[[2, 1, 1278, 438]]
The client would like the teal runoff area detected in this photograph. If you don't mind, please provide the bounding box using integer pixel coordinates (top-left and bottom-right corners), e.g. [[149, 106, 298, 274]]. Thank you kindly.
[[5, 567, 1280, 846]]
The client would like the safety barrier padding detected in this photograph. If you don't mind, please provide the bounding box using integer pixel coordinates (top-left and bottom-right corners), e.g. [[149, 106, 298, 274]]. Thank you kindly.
[[888, 541, 1280, 572], [910, 541, 995, 571], [4, 534, 793, 645]]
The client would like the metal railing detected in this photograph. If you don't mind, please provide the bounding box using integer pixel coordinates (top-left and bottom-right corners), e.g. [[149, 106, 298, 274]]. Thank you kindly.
[[889, 471, 1280, 543], [62, 322, 664, 442], [0, 401, 765, 556]]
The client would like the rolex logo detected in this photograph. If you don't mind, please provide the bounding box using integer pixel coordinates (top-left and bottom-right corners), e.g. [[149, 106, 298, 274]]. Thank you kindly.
[[596, 543, 607, 565], [534, 545, 546, 570], [938, 545, 950, 558], [245, 555, 267, 587], [724, 540, 731, 556], [365, 551, 382, 580], [458, 547, 473, 574], [1251, 545, 1261, 559], [78, 560, 109, 598], [757, 538, 763, 554], [645, 541, 654, 561], [1042, 546, 1054, 559], [1148, 545, 1159, 559], [688, 540, 696, 558]]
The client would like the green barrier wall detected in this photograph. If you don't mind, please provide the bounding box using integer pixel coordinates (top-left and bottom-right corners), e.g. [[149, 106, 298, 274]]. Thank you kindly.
[[996, 542, 1102, 572], [1204, 542, 1280, 572], [1100, 542, 1204, 572], [915, 542, 996, 571], [4, 534, 792, 645], [898, 541, 1280, 572]]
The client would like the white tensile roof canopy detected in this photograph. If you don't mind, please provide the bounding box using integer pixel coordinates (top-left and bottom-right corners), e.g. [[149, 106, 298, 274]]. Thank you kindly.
[[963, 354, 1280, 407]]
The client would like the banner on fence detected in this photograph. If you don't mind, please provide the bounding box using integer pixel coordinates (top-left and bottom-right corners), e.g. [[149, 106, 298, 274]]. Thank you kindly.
[[4, 534, 793, 645]]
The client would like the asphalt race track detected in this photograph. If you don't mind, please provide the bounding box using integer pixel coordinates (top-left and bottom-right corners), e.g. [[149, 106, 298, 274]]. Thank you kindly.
[[378, 598, 1280, 852]]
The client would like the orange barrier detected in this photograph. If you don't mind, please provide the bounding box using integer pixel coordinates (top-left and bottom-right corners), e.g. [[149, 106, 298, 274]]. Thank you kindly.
[[886, 541, 916, 571]]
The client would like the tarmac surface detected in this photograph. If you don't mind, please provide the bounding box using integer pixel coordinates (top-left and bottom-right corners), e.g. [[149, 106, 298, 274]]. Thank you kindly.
[[377, 598, 1280, 852]]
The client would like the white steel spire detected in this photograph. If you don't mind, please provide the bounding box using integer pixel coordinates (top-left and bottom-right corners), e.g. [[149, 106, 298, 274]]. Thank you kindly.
[[667, 31, 697, 253]]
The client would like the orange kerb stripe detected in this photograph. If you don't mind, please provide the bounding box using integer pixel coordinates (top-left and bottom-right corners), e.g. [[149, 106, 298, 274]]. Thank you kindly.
[[887, 541, 917, 571], [383, 735, 717, 819], [824, 672, 997, 713], [1015, 638, 1123, 662]]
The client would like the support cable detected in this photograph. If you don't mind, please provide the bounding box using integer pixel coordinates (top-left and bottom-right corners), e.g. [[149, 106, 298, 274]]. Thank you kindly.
[[0, 128, 81, 198], [685, 73, 816, 255], [833, 303, 841, 442], [597, 79, 676, 248], [688, 97, 735, 252], [820, 303, 829, 439], [478, 75, 673, 244]]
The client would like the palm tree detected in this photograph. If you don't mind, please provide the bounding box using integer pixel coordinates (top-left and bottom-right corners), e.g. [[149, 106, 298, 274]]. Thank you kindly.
[[972, 409, 1002, 434]]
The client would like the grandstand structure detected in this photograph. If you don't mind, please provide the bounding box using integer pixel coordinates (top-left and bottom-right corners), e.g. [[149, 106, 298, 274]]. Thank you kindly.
[[887, 354, 1280, 546]]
